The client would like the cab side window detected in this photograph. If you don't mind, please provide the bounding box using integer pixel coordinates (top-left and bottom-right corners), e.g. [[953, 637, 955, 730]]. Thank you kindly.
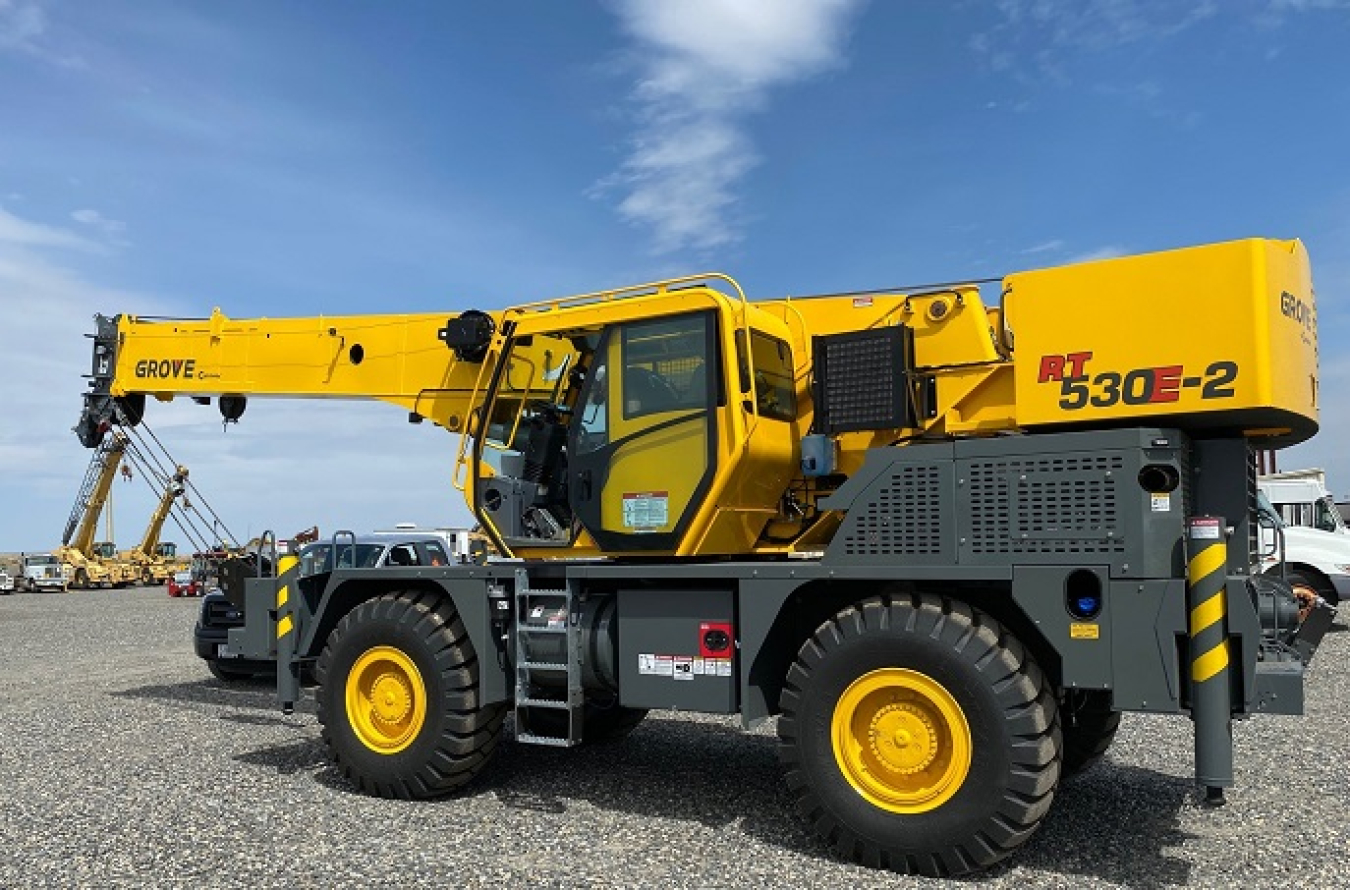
[[621, 315, 709, 419]]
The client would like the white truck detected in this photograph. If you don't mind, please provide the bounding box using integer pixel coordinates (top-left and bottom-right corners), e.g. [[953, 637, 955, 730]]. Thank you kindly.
[[1259, 469, 1348, 535], [0, 567, 13, 594], [1257, 490, 1348, 609], [20, 553, 69, 592]]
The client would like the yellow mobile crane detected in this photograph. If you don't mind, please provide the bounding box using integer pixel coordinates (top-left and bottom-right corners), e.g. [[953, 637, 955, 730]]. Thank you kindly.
[[76, 238, 1332, 876], [122, 465, 190, 586], [57, 431, 137, 589]]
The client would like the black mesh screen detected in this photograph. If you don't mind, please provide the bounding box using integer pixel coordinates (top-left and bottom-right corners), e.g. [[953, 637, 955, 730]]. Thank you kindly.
[[812, 326, 915, 433]]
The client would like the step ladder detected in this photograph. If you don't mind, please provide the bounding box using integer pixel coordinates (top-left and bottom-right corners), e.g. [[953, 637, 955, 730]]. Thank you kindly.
[[513, 569, 584, 747]]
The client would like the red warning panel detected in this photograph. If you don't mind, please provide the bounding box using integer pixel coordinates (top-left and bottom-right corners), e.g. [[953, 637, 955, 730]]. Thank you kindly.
[[699, 621, 734, 659]]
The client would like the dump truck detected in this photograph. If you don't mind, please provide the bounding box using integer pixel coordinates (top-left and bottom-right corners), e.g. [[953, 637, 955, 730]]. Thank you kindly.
[[75, 237, 1333, 876]]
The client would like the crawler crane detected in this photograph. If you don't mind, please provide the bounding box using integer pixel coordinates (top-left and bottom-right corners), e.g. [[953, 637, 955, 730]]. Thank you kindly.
[[76, 237, 1333, 876]]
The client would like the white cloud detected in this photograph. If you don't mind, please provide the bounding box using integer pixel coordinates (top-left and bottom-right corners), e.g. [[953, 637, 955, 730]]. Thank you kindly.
[[1021, 239, 1064, 254], [974, 0, 1218, 81], [598, 0, 865, 254], [0, 206, 474, 551], [0, 205, 101, 252], [1065, 244, 1128, 263], [70, 207, 130, 245], [0, 0, 43, 51]]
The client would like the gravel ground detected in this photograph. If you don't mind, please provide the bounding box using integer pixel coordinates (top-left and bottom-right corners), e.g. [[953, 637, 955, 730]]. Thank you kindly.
[[0, 587, 1345, 889]]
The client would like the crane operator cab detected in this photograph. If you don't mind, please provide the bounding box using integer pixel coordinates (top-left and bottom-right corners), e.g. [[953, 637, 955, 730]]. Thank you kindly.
[[460, 284, 803, 559]]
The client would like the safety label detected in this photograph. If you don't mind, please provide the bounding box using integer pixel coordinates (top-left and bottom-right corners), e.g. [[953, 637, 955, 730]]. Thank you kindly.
[[1190, 517, 1223, 540], [1151, 493, 1171, 512], [638, 654, 732, 678], [1069, 623, 1100, 640], [623, 491, 669, 530]]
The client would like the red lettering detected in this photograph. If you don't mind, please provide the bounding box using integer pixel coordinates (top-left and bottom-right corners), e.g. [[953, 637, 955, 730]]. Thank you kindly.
[[1038, 355, 1066, 383], [1064, 351, 1093, 379], [1150, 365, 1183, 402]]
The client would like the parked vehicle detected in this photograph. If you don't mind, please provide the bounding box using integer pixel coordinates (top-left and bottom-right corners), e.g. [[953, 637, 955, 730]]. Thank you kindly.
[[0, 568, 13, 594], [1257, 490, 1349, 608], [195, 532, 457, 681], [167, 568, 201, 598], [1259, 469, 1347, 535], [20, 553, 69, 592]]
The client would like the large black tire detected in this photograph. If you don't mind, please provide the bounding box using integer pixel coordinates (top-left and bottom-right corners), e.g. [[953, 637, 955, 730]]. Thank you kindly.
[[316, 590, 507, 799], [1060, 690, 1121, 778], [74, 569, 89, 590], [779, 593, 1061, 877]]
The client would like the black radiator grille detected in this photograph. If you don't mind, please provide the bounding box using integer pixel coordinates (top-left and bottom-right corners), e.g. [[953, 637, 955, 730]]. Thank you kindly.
[[967, 455, 1125, 554]]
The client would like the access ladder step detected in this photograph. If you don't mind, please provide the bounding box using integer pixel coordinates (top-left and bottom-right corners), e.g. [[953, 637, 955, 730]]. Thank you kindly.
[[516, 697, 574, 710], [518, 661, 569, 672], [515, 733, 579, 748]]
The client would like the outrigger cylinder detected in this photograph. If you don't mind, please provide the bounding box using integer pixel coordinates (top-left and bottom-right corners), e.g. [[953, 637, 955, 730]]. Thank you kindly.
[[1186, 515, 1234, 805]]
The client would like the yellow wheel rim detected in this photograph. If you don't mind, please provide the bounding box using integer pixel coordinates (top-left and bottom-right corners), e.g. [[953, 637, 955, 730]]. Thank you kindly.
[[831, 667, 972, 814], [345, 645, 427, 754]]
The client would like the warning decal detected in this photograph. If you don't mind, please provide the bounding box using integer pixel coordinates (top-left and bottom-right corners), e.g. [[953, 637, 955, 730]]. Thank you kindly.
[[638, 654, 732, 678], [622, 491, 669, 530]]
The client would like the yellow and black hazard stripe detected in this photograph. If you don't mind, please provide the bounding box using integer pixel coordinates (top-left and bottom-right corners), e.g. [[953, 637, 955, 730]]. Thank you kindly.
[[1186, 532, 1228, 685], [275, 553, 299, 641]]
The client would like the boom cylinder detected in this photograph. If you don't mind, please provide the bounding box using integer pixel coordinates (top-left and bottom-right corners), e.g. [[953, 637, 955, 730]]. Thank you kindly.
[[1186, 515, 1234, 804]]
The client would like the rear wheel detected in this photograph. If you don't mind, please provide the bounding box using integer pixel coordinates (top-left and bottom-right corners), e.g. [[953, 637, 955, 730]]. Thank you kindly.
[[1060, 690, 1121, 778], [74, 569, 89, 590], [779, 592, 1061, 877], [317, 590, 507, 799]]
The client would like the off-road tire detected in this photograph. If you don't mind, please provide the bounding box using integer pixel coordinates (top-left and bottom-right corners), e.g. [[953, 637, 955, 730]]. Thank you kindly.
[[778, 592, 1061, 877], [1060, 690, 1121, 778], [316, 590, 507, 799]]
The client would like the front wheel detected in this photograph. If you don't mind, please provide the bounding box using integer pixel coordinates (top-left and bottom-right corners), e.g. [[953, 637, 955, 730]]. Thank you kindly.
[[778, 593, 1061, 877], [316, 590, 507, 799]]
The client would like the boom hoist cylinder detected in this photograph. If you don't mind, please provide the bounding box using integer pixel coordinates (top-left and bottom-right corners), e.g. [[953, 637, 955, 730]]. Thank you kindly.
[[73, 238, 1333, 876]]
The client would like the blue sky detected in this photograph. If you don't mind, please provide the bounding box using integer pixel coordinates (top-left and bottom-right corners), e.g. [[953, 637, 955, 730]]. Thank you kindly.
[[1, 0, 1348, 550]]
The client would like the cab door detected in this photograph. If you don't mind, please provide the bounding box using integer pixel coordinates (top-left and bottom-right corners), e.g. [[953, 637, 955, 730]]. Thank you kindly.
[[568, 312, 718, 552]]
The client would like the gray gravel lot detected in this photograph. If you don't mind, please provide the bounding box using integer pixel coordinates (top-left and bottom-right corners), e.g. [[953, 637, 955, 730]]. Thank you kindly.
[[0, 587, 1345, 889]]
